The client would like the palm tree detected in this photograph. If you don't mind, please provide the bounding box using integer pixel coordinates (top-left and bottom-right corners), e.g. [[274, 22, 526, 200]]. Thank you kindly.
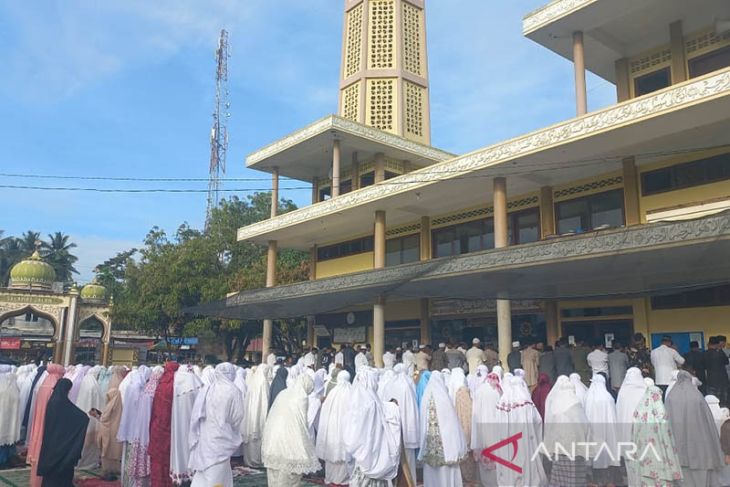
[[42, 232, 79, 283], [18, 230, 42, 255], [0, 231, 23, 287]]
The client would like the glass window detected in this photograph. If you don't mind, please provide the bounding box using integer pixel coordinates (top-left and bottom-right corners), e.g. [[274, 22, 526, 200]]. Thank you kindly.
[[634, 67, 670, 97], [385, 171, 399, 180], [360, 172, 375, 188], [317, 236, 374, 261], [509, 208, 540, 245], [340, 179, 353, 195], [386, 234, 420, 266], [689, 45, 730, 78], [556, 190, 624, 234], [641, 153, 730, 195], [432, 219, 494, 258], [651, 285, 730, 309]]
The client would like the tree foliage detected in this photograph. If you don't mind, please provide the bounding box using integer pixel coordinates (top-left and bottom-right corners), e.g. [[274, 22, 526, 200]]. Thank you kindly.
[[106, 193, 310, 360], [0, 230, 79, 286]]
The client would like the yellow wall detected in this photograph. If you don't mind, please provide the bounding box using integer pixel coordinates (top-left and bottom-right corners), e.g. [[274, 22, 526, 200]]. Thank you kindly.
[[647, 305, 730, 343], [315, 252, 374, 278], [111, 348, 136, 366], [640, 180, 730, 221]]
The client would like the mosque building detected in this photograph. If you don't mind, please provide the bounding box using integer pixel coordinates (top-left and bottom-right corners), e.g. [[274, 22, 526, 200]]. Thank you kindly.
[[210, 0, 730, 366], [0, 250, 113, 365]]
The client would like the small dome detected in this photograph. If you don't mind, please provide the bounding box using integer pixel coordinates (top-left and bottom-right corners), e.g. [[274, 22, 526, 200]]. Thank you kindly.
[[80, 282, 107, 301], [9, 251, 56, 291]]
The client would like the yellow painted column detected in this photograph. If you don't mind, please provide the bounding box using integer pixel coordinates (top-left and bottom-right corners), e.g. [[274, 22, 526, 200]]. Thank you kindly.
[[539, 186, 555, 239], [494, 177, 513, 369], [312, 177, 319, 204], [374, 153, 386, 183], [573, 31, 588, 116], [310, 246, 317, 281], [633, 298, 651, 340], [271, 167, 279, 217], [332, 139, 341, 198], [373, 210, 386, 367], [63, 291, 79, 366], [262, 169, 279, 363], [622, 157, 642, 226], [352, 152, 360, 190], [420, 216, 431, 260], [670, 21, 687, 84]]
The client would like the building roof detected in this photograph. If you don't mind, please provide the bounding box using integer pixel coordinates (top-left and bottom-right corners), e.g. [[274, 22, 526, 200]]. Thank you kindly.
[[9, 251, 56, 291], [245, 115, 455, 182], [523, 0, 730, 82], [80, 282, 107, 301]]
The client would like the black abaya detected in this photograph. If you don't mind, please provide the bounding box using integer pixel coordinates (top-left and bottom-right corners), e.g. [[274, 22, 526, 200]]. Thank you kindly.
[[268, 367, 288, 410], [37, 378, 89, 486]]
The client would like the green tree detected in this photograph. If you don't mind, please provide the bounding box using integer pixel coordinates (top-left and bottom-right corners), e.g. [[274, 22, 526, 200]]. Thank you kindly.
[[42, 232, 79, 283], [18, 231, 41, 255]]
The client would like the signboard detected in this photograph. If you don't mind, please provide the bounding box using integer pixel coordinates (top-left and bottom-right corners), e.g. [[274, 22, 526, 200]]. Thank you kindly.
[[0, 338, 21, 350], [314, 326, 330, 337], [431, 299, 541, 317], [333, 326, 366, 344], [0, 293, 64, 305]]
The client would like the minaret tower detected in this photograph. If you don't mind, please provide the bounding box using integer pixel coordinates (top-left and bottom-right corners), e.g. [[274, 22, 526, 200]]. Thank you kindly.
[[338, 0, 431, 145]]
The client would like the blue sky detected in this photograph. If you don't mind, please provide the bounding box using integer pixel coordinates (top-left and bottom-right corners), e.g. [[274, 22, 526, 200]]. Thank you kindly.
[[0, 0, 615, 282]]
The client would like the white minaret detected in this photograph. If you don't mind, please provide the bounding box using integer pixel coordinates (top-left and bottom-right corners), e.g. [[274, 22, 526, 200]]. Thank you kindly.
[[338, 0, 431, 145]]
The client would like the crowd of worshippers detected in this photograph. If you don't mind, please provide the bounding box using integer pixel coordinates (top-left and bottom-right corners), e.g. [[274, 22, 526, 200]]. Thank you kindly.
[[0, 334, 727, 487]]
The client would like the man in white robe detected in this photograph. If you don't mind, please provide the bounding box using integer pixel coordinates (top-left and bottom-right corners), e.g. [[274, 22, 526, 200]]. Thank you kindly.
[[345, 368, 402, 487], [188, 362, 244, 487], [354, 346, 369, 375], [316, 371, 353, 484], [171, 364, 203, 483]]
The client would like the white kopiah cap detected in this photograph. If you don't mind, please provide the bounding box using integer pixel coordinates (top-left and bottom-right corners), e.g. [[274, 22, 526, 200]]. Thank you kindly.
[[472, 338, 480, 344], [512, 341, 520, 347], [438, 343, 446, 348], [419, 344, 426, 349]]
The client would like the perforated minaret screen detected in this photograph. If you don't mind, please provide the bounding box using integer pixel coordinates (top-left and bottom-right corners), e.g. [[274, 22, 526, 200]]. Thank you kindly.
[[339, 0, 431, 145]]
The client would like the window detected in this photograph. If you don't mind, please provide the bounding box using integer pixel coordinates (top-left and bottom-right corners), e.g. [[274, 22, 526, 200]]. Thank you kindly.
[[641, 152, 730, 195], [340, 179, 353, 195], [651, 285, 730, 309], [634, 67, 670, 96], [561, 306, 633, 318], [509, 208, 540, 245], [386, 234, 420, 266], [556, 189, 624, 234], [385, 171, 399, 180], [432, 219, 494, 258], [360, 172, 375, 188], [317, 236, 374, 261], [318, 186, 331, 202], [689, 45, 730, 78]]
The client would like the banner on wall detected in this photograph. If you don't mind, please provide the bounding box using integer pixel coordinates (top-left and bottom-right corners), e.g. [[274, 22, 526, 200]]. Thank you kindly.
[[0, 338, 21, 350]]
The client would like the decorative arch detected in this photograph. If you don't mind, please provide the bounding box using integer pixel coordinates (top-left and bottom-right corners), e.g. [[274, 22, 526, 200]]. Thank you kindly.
[[0, 304, 60, 341], [76, 314, 110, 342]]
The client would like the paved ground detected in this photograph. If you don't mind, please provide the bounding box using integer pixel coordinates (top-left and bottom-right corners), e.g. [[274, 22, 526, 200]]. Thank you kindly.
[[0, 466, 322, 487]]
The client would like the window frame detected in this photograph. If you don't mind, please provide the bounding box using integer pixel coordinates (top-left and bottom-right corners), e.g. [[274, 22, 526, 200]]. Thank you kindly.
[[385, 234, 421, 267], [317, 236, 375, 262], [640, 152, 730, 196], [555, 189, 625, 234]]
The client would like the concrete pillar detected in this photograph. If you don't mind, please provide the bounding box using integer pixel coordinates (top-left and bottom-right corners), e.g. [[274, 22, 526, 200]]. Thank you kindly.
[[545, 301, 560, 348], [307, 317, 315, 348], [403, 160, 412, 173], [494, 177, 513, 369], [632, 298, 651, 340], [374, 153, 386, 183], [310, 246, 317, 281], [332, 139, 341, 197], [622, 157, 642, 226], [419, 298, 430, 345], [312, 177, 319, 204], [373, 210, 387, 367], [63, 292, 79, 366], [670, 21, 687, 84], [419, 216, 431, 260], [271, 167, 279, 218], [615, 58, 631, 102], [102, 341, 110, 366], [573, 31, 588, 116], [373, 296, 385, 368], [262, 240, 277, 363], [352, 152, 360, 190], [539, 186, 555, 239], [374, 210, 386, 269]]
